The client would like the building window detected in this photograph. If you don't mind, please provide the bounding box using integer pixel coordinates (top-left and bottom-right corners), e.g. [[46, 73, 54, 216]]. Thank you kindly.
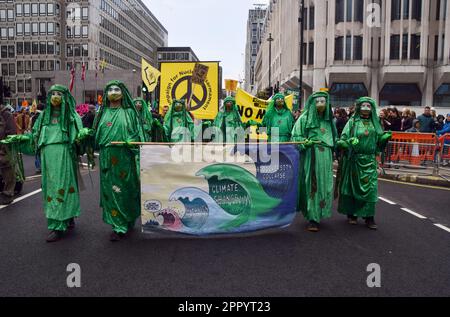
[[23, 4, 30, 17], [32, 60, 39, 71], [47, 22, 54, 35], [17, 80, 24, 93], [40, 42, 46, 55], [24, 42, 31, 55], [16, 4, 22, 17], [9, 63, 15, 76], [16, 23, 23, 36], [8, 45, 14, 58], [7, 9, 14, 21], [346, 0, 353, 22], [47, 60, 55, 71], [308, 42, 314, 65], [25, 61, 31, 73], [390, 35, 400, 60], [17, 61, 23, 74], [82, 25, 88, 38], [309, 7, 315, 30], [330, 83, 368, 107], [380, 83, 422, 107], [25, 79, 32, 93], [82, 7, 89, 20], [31, 3, 38, 16], [67, 44, 73, 57], [39, 22, 46, 35], [335, 36, 344, 60], [336, 0, 345, 23], [39, 3, 46, 16], [8, 27, 14, 39], [16, 42, 23, 55], [47, 3, 54, 16], [24, 23, 30, 36], [0, 10, 5, 23], [82, 44, 88, 57], [354, 0, 364, 22], [410, 34, 421, 59], [412, 0, 422, 20], [32, 23, 38, 36], [40, 61, 46, 71], [391, 0, 401, 20], [47, 41, 54, 55], [1, 64, 7, 76], [433, 84, 450, 107], [402, 34, 408, 59], [32, 41, 38, 55], [345, 36, 352, 60], [74, 45, 81, 57], [402, 0, 410, 19]]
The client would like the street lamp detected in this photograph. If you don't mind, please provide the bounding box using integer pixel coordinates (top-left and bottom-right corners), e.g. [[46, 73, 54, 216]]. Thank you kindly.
[[132, 69, 137, 97], [267, 33, 274, 97], [298, 0, 305, 109]]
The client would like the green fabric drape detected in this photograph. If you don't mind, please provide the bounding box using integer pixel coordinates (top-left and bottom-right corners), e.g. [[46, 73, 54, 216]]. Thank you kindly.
[[261, 93, 295, 142], [212, 96, 245, 143], [133, 98, 154, 142], [93, 80, 144, 234], [291, 91, 337, 223], [337, 97, 390, 218], [163, 99, 194, 143]]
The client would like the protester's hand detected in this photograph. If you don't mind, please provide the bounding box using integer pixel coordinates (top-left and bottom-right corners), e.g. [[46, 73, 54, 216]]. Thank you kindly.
[[1, 134, 30, 144], [348, 137, 360, 146], [303, 139, 315, 148], [124, 140, 138, 149], [380, 131, 392, 143], [336, 140, 349, 149], [247, 120, 259, 126]]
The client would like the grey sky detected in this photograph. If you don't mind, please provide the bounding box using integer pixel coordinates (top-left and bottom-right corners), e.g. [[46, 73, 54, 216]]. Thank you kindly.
[[143, 0, 269, 84]]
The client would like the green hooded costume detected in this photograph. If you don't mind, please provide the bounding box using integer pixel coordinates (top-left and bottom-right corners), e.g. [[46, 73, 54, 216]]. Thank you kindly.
[[133, 98, 154, 142], [291, 91, 337, 223], [163, 99, 194, 143], [93, 80, 145, 234], [212, 96, 246, 143], [260, 93, 295, 142], [336, 97, 391, 218], [3, 85, 84, 231]]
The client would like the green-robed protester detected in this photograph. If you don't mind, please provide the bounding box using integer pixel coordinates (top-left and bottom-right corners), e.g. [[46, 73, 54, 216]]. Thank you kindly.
[[93, 80, 145, 241], [291, 91, 337, 232], [249, 93, 295, 142], [2, 85, 89, 242], [210, 96, 246, 143], [163, 99, 194, 143], [336, 97, 392, 230], [133, 98, 153, 142]]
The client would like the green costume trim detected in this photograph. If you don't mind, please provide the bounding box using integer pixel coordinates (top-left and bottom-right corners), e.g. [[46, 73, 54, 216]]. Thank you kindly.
[[291, 91, 337, 223], [163, 99, 194, 143], [93, 80, 145, 234], [337, 97, 391, 218]]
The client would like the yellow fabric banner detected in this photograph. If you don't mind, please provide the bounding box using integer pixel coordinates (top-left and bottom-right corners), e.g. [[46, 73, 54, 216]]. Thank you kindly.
[[235, 88, 293, 123], [159, 62, 219, 120], [142, 58, 161, 92]]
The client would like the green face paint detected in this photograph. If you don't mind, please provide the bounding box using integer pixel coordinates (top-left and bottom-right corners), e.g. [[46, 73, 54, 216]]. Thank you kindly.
[[360, 102, 372, 118]]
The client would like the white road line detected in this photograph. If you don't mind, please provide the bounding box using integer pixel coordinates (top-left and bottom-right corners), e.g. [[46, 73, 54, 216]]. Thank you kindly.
[[0, 189, 42, 210], [379, 197, 397, 205], [401, 208, 427, 219], [434, 224, 450, 234]]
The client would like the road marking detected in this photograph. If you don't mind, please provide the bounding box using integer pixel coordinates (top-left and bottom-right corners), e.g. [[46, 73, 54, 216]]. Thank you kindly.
[[434, 224, 450, 234], [0, 189, 42, 210], [401, 208, 427, 219], [379, 197, 397, 205]]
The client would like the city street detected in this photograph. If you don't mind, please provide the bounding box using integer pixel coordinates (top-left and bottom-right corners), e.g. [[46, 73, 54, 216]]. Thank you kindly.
[[0, 155, 449, 297]]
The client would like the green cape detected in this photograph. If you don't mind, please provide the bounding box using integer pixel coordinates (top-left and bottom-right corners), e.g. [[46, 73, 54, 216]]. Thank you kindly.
[[133, 97, 154, 142]]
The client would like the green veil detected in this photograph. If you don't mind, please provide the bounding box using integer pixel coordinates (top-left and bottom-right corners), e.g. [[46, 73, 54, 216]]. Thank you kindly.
[[213, 96, 243, 128], [352, 97, 384, 137], [263, 92, 294, 133], [164, 99, 194, 134], [133, 97, 154, 141]]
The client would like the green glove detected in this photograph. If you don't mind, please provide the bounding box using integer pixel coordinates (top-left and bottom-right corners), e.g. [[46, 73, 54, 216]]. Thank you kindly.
[[336, 140, 349, 149], [380, 132, 392, 144], [1, 134, 31, 144], [202, 121, 212, 127], [124, 140, 138, 149], [348, 137, 360, 146], [77, 128, 94, 140], [247, 120, 261, 127], [303, 139, 315, 148]]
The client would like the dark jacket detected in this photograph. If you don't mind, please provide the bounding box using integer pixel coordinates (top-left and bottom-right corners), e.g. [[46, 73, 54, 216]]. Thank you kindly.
[[417, 114, 435, 133], [401, 117, 413, 131], [0, 105, 18, 167]]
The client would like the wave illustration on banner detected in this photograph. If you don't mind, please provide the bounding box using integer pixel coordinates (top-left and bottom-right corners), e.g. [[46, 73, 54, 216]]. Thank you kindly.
[[141, 144, 299, 236]]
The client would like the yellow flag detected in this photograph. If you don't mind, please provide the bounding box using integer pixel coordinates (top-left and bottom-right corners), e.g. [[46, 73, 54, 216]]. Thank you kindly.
[[142, 58, 161, 92]]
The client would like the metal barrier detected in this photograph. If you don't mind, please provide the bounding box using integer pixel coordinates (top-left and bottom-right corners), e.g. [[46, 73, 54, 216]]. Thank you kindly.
[[379, 132, 450, 180]]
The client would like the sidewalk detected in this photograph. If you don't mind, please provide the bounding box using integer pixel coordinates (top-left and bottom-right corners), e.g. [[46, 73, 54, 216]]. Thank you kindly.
[[333, 162, 450, 188]]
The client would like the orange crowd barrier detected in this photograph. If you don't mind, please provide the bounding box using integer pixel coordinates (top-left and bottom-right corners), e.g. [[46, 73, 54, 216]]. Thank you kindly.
[[439, 134, 450, 161], [386, 132, 438, 167]]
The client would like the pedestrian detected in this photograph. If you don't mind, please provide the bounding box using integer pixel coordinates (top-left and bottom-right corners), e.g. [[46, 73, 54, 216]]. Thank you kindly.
[[379, 109, 391, 131], [437, 113, 450, 136], [0, 103, 19, 205], [435, 114, 445, 132], [336, 97, 392, 230], [388, 107, 402, 131], [335, 108, 349, 137], [291, 91, 337, 232], [2, 85, 90, 242], [92, 80, 146, 241], [82, 104, 96, 129], [400, 108, 413, 132], [406, 119, 421, 132], [417, 106, 435, 133], [15, 107, 30, 135]]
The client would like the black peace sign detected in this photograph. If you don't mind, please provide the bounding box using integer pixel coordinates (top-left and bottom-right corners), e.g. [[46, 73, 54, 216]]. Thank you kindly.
[[171, 76, 208, 111]]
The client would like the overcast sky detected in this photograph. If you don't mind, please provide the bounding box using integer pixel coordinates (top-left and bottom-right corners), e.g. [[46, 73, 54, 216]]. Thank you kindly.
[[143, 0, 269, 83]]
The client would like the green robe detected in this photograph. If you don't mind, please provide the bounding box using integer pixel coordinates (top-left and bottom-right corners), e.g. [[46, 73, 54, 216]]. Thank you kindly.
[[17, 85, 83, 231], [164, 99, 194, 143], [212, 96, 245, 143], [291, 91, 337, 223], [261, 93, 294, 142], [337, 97, 389, 218], [133, 98, 153, 142], [93, 81, 145, 234]]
